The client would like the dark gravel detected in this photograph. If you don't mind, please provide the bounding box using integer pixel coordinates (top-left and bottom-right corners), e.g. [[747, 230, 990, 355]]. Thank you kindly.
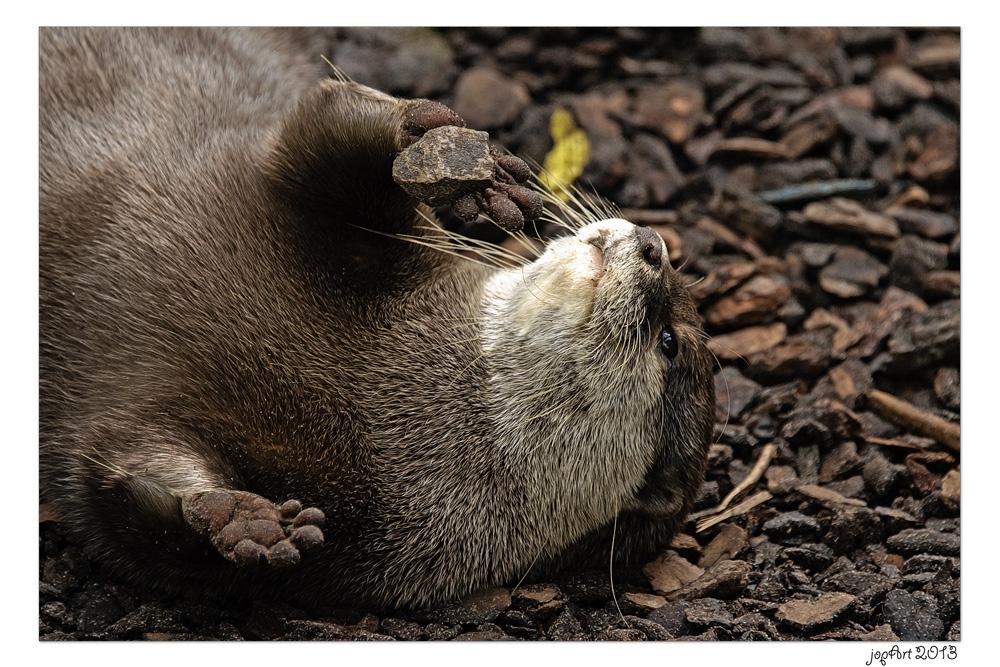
[[39, 26, 960, 642]]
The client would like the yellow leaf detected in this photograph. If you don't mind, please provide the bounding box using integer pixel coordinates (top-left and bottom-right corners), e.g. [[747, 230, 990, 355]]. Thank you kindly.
[[539, 109, 590, 202]]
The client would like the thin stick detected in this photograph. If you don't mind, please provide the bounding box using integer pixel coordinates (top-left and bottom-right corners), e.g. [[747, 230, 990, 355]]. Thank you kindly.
[[711, 442, 777, 515], [866, 389, 960, 452], [695, 490, 773, 533]]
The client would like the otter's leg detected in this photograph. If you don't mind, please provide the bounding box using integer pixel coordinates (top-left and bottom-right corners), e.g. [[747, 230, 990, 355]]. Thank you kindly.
[[182, 491, 325, 568], [267, 79, 541, 237], [71, 432, 326, 570]]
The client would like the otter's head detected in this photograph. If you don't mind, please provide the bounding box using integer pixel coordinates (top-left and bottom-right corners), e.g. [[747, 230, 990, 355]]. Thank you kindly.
[[481, 215, 715, 555]]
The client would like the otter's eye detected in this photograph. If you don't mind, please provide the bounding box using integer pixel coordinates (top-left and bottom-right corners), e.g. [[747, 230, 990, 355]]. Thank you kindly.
[[660, 327, 679, 359]]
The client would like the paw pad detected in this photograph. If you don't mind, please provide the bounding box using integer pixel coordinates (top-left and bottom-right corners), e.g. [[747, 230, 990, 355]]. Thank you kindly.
[[184, 490, 325, 568]]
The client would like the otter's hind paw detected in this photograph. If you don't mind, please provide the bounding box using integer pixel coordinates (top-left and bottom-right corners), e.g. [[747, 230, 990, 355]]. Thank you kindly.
[[183, 491, 325, 568], [395, 100, 542, 232]]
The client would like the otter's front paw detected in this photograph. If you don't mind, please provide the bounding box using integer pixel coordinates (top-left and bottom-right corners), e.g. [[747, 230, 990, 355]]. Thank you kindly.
[[183, 491, 325, 568], [394, 99, 542, 231]]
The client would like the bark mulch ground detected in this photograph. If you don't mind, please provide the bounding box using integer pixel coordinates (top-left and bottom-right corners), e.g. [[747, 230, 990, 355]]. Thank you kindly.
[[40, 27, 960, 642]]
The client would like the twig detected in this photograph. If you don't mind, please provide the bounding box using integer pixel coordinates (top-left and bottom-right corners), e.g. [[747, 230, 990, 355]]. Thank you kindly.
[[866, 389, 960, 453], [755, 179, 877, 205], [695, 491, 773, 533], [715, 443, 777, 513], [689, 443, 777, 532]]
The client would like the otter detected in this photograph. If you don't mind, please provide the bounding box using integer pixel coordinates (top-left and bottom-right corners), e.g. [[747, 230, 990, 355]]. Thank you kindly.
[[39, 27, 715, 609]]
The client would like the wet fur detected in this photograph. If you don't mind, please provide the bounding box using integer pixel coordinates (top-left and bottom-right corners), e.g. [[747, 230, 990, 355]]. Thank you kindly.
[[40, 27, 715, 608]]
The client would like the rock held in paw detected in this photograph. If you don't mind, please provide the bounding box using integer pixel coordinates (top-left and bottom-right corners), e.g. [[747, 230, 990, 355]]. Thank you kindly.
[[393, 126, 494, 206]]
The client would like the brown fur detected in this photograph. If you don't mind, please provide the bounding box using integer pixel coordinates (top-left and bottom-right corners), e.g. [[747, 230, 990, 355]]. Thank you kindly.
[[40, 27, 714, 609]]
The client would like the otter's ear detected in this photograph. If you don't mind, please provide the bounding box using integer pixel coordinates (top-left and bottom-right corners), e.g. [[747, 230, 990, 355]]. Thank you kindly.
[[266, 80, 416, 234]]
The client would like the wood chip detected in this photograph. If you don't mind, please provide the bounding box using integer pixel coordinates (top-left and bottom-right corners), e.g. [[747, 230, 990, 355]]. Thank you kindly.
[[803, 197, 900, 238], [635, 81, 705, 145], [940, 469, 960, 510], [863, 435, 929, 451], [669, 533, 702, 553], [666, 559, 751, 601], [713, 137, 790, 159], [765, 465, 799, 494], [776, 592, 855, 629], [704, 276, 791, 328], [643, 554, 705, 596], [779, 114, 837, 159], [624, 592, 667, 611], [392, 126, 494, 206], [910, 124, 958, 181], [866, 389, 960, 452], [698, 523, 747, 570], [796, 483, 867, 507], [707, 322, 787, 360], [886, 185, 930, 208]]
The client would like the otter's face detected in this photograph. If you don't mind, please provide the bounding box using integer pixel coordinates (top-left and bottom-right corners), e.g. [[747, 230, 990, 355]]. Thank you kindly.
[[489, 217, 715, 533]]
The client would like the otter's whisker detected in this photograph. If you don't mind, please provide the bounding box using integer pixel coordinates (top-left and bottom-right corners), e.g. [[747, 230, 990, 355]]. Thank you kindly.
[[414, 218, 529, 267], [320, 54, 353, 84], [510, 543, 545, 597], [352, 223, 509, 271], [610, 514, 629, 628], [446, 351, 488, 388]]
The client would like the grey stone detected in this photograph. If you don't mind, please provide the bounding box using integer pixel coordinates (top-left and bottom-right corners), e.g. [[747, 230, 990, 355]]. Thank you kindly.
[[762, 511, 822, 545], [684, 598, 734, 628], [647, 601, 689, 637], [884, 589, 944, 640], [423, 586, 511, 625], [887, 529, 960, 556], [452, 67, 530, 129]]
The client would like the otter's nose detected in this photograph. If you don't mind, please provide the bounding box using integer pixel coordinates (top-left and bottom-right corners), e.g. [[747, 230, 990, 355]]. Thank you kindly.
[[636, 226, 663, 268]]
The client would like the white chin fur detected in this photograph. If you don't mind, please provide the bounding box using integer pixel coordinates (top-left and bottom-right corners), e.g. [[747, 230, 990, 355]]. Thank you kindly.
[[490, 217, 645, 337]]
